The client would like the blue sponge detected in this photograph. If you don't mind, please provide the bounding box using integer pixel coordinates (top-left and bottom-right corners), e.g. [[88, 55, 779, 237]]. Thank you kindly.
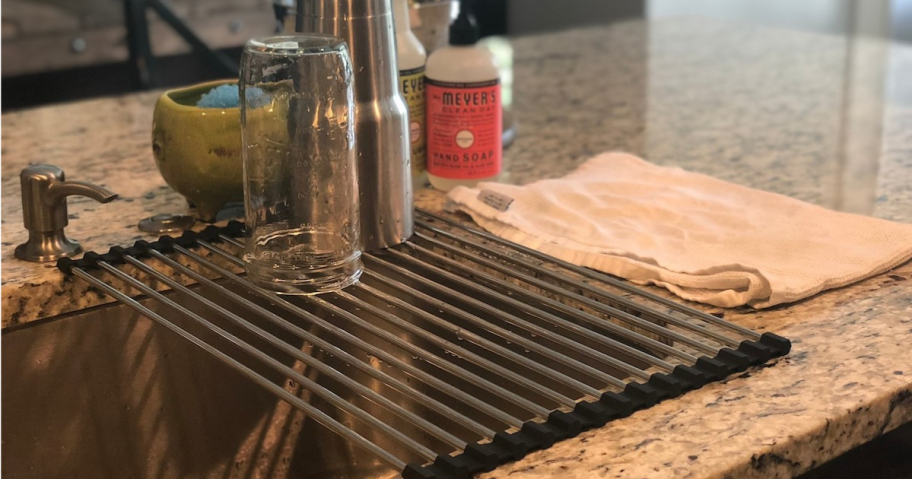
[[197, 84, 270, 109]]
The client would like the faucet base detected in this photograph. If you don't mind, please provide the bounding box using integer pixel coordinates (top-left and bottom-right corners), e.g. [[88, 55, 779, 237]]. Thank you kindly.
[[15, 231, 82, 263]]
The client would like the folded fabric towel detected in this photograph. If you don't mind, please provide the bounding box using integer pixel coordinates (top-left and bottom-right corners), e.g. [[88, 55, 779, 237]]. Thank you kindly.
[[446, 153, 912, 308]]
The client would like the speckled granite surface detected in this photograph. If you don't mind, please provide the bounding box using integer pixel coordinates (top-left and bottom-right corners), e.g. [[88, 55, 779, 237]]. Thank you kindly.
[[2, 17, 911, 479], [0, 92, 448, 325]]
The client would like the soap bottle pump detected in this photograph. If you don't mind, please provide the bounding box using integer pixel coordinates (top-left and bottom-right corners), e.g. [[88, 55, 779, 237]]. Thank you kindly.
[[425, 8, 503, 192]]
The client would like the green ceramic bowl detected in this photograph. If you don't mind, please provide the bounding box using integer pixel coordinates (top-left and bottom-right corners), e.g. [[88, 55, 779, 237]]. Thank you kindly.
[[152, 80, 243, 222]]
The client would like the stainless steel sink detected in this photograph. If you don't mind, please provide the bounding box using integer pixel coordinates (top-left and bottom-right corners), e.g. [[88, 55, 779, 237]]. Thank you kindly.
[[2, 294, 403, 479], [3, 212, 785, 479]]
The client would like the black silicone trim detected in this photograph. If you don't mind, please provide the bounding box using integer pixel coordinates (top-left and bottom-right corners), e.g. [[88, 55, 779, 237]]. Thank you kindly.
[[694, 356, 731, 379], [719, 348, 752, 371], [572, 400, 613, 427], [599, 391, 634, 417], [433, 455, 474, 477], [672, 364, 708, 389], [55, 221, 246, 275], [199, 225, 225, 242], [738, 340, 774, 364], [463, 441, 510, 471], [403, 464, 437, 479], [55, 222, 792, 479], [419, 332, 791, 479], [624, 382, 658, 408], [760, 332, 792, 355], [492, 431, 530, 459], [547, 410, 584, 438], [648, 373, 684, 398], [521, 421, 559, 448]]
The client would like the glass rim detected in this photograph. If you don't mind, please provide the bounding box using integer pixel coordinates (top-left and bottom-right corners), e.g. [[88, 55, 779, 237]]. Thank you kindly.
[[244, 34, 348, 56]]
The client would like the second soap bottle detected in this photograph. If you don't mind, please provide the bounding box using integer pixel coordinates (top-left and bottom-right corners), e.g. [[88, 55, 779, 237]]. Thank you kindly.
[[394, 0, 428, 190]]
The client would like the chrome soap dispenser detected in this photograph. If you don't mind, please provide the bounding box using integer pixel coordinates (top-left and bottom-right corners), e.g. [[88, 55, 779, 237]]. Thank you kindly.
[[296, 0, 415, 251]]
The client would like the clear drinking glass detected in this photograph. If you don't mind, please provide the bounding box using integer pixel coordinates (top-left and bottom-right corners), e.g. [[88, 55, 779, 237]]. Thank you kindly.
[[240, 35, 362, 294]]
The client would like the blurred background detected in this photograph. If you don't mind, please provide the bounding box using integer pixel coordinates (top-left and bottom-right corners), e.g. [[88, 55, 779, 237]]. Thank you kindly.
[[2, 0, 911, 112]]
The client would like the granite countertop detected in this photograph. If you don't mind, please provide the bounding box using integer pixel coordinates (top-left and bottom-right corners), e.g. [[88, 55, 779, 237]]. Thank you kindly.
[[3, 17, 912, 479]]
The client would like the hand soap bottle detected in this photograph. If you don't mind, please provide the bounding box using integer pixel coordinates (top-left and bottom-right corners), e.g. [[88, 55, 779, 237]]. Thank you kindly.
[[394, 0, 428, 190], [425, 8, 502, 192]]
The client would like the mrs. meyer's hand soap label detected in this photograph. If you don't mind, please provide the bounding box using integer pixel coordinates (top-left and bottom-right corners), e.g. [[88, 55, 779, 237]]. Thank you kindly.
[[401, 66, 427, 179], [426, 79, 502, 179]]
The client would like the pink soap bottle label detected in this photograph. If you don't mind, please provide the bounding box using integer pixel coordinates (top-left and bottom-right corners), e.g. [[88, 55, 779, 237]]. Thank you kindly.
[[426, 78, 502, 179]]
